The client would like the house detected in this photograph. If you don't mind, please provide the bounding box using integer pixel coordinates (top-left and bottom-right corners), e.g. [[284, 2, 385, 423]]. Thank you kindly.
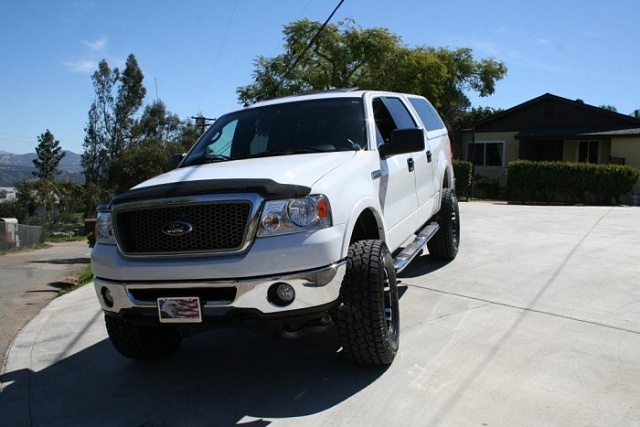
[[0, 187, 17, 203], [462, 93, 640, 194]]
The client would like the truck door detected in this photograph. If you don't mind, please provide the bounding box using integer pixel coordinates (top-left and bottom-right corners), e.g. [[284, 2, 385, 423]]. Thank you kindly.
[[372, 97, 420, 250], [406, 96, 441, 224]]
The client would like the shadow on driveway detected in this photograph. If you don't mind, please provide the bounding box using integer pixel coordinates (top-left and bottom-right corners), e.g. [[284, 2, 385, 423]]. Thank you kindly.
[[31, 257, 91, 265], [1, 325, 387, 425], [398, 253, 453, 279]]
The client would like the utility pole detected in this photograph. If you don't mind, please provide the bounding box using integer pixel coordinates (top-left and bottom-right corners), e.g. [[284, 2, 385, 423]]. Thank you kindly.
[[191, 116, 216, 135]]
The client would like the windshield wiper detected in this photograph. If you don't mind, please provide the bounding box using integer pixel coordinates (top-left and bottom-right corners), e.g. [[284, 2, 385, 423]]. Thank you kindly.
[[247, 147, 328, 159], [183, 154, 234, 166], [205, 154, 234, 162]]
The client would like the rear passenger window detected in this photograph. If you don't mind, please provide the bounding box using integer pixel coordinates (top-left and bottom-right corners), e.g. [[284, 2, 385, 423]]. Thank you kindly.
[[409, 98, 445, 131]]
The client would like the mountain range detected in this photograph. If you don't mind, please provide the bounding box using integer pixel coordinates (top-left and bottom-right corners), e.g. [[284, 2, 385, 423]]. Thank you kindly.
[[0, 150, 84, 186]]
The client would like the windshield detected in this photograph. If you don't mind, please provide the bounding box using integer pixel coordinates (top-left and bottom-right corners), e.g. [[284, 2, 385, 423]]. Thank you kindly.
[[181, 98, 366, 166]]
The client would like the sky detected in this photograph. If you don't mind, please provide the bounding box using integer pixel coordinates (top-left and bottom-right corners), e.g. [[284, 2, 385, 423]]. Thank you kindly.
[[1, 0, 639, 155]]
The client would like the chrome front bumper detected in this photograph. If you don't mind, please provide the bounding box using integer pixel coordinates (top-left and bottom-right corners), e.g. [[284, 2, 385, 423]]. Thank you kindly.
[[93, 261, 346, 316]]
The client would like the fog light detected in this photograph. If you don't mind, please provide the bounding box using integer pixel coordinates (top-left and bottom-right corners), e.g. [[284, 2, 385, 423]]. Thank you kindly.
[[268, 282, 295, 306], [101, 287, 114, 308], [276, 283, 295, 302]]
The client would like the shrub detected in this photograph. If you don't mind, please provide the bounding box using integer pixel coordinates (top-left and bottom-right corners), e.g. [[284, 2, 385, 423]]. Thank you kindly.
[[474, 175, 500, 199], [507, 160, 640, 205], [453, 160, 473, 200], [0, 199, 26, 221]]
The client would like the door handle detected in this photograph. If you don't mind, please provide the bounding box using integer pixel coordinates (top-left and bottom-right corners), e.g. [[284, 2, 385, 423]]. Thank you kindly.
[[427, 151, 432, 162], [407, 158, 415, 172]]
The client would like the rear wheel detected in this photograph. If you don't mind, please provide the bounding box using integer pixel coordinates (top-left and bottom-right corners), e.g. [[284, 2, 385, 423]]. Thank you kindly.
[[427, 188, 460, 260], [336, 240, 399, 366], [105, 315, 182, 360]]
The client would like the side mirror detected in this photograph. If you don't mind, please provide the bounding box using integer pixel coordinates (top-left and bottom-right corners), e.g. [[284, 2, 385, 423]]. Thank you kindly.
[[378, 128, 425, 159], [169, 153, 186, 169]]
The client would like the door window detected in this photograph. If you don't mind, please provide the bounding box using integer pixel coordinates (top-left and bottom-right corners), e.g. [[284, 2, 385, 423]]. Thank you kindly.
[[372, 97, 417, 145]]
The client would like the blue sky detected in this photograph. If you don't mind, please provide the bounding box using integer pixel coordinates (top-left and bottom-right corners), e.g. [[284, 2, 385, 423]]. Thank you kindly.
[[1, 0, 639, 154]]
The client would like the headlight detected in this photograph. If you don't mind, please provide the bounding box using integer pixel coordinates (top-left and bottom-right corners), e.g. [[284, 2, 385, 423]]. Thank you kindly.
[[288, 198, 317, 226], [258, 195, 332, 237], [96, 211, 117, 245]]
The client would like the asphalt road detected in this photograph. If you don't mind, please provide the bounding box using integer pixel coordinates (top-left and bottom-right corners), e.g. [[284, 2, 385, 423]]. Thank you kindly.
[[1, 203, 639, 426], [0, 240, 91, 375]]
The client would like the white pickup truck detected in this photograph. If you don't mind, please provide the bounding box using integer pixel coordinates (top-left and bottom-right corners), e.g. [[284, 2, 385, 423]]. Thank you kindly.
[[91, 89, 460, 366]]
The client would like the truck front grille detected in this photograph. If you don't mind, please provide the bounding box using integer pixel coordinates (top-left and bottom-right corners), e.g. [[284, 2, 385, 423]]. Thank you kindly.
[[114, 201, 253, 255]]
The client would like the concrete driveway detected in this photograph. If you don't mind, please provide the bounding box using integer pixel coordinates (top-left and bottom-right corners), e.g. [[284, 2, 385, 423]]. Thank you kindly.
[[0, 203, 638, 426]]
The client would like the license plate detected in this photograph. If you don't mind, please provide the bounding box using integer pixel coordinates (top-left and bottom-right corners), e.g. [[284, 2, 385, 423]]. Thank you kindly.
[[157, 297, 202, 323]]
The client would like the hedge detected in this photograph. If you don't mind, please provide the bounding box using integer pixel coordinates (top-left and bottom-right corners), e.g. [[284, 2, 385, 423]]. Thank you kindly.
[[453, 160, 473, 200], [508, 160, 640, 205]]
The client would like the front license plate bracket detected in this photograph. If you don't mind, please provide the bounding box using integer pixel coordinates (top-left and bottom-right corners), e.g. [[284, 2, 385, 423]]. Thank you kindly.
[[157, 297, 202, 323]]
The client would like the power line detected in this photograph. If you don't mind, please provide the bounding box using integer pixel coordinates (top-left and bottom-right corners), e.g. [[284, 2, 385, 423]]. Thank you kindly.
[[268, 0, 314, 58], [197, 0, 239, 111], [0, 133, 38, 142], [246, 0, 347, 105], [282, 0, 346, 83], [0, 133, 84, 150]]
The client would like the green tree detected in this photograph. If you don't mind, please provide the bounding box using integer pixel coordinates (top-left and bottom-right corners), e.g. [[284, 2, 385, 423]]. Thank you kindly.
[[15, 180, 38, 218], [30, 130, 66, 221], [108, 140, 172, 191], [113, 54, 146, 157], [238, 19, 403, 101], [33, 130, 65, 180], [81, 54, 209, 197], [57, 180, 84, 218], [632, 109, 640, 118], [82, 103, 109, 186], [0, 199, 25, 222], [134, 100, 201, 152], [81, 182, 106, 218], [453, 106, 503, 130], [81, 54, 146, 186], [108, 100, 201, 192], [237, 19, 507, 128], [131, 100, 185, 144], [35, 179, 59, 222]]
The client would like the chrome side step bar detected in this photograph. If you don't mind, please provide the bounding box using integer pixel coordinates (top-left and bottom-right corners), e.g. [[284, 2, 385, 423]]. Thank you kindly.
[[393, 222, 440, 273]]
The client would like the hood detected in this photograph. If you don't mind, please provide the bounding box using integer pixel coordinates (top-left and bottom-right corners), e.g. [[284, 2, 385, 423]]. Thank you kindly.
[[133, 152, 357, 190]]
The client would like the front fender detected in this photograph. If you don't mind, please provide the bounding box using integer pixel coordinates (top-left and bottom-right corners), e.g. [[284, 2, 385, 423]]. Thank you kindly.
[[340, 197, 386, 258]]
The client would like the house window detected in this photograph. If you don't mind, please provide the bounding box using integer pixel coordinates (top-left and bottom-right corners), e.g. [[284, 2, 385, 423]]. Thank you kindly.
[[577, 140, 599, 163], [468, 141, 505, 167]]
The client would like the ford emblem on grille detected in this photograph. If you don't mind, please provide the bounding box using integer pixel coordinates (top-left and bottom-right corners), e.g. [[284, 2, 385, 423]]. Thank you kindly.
[[161, 221, 193, 236]]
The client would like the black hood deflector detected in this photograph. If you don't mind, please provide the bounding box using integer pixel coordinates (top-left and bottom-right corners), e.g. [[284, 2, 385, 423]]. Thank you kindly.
[[107, 179, 311, 207]]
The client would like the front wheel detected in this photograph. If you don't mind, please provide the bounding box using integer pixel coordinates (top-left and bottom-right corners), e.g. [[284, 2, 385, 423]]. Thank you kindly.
[[336, 240, 399, 366], [427, 188, 460, 260], [105, 315, 182, 360]]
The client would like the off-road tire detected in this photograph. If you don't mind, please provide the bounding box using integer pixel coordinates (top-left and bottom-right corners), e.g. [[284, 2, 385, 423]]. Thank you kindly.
[[336, 240, 399, 366], [105, 315, 182, 360], [427, 188, 460, 260]]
